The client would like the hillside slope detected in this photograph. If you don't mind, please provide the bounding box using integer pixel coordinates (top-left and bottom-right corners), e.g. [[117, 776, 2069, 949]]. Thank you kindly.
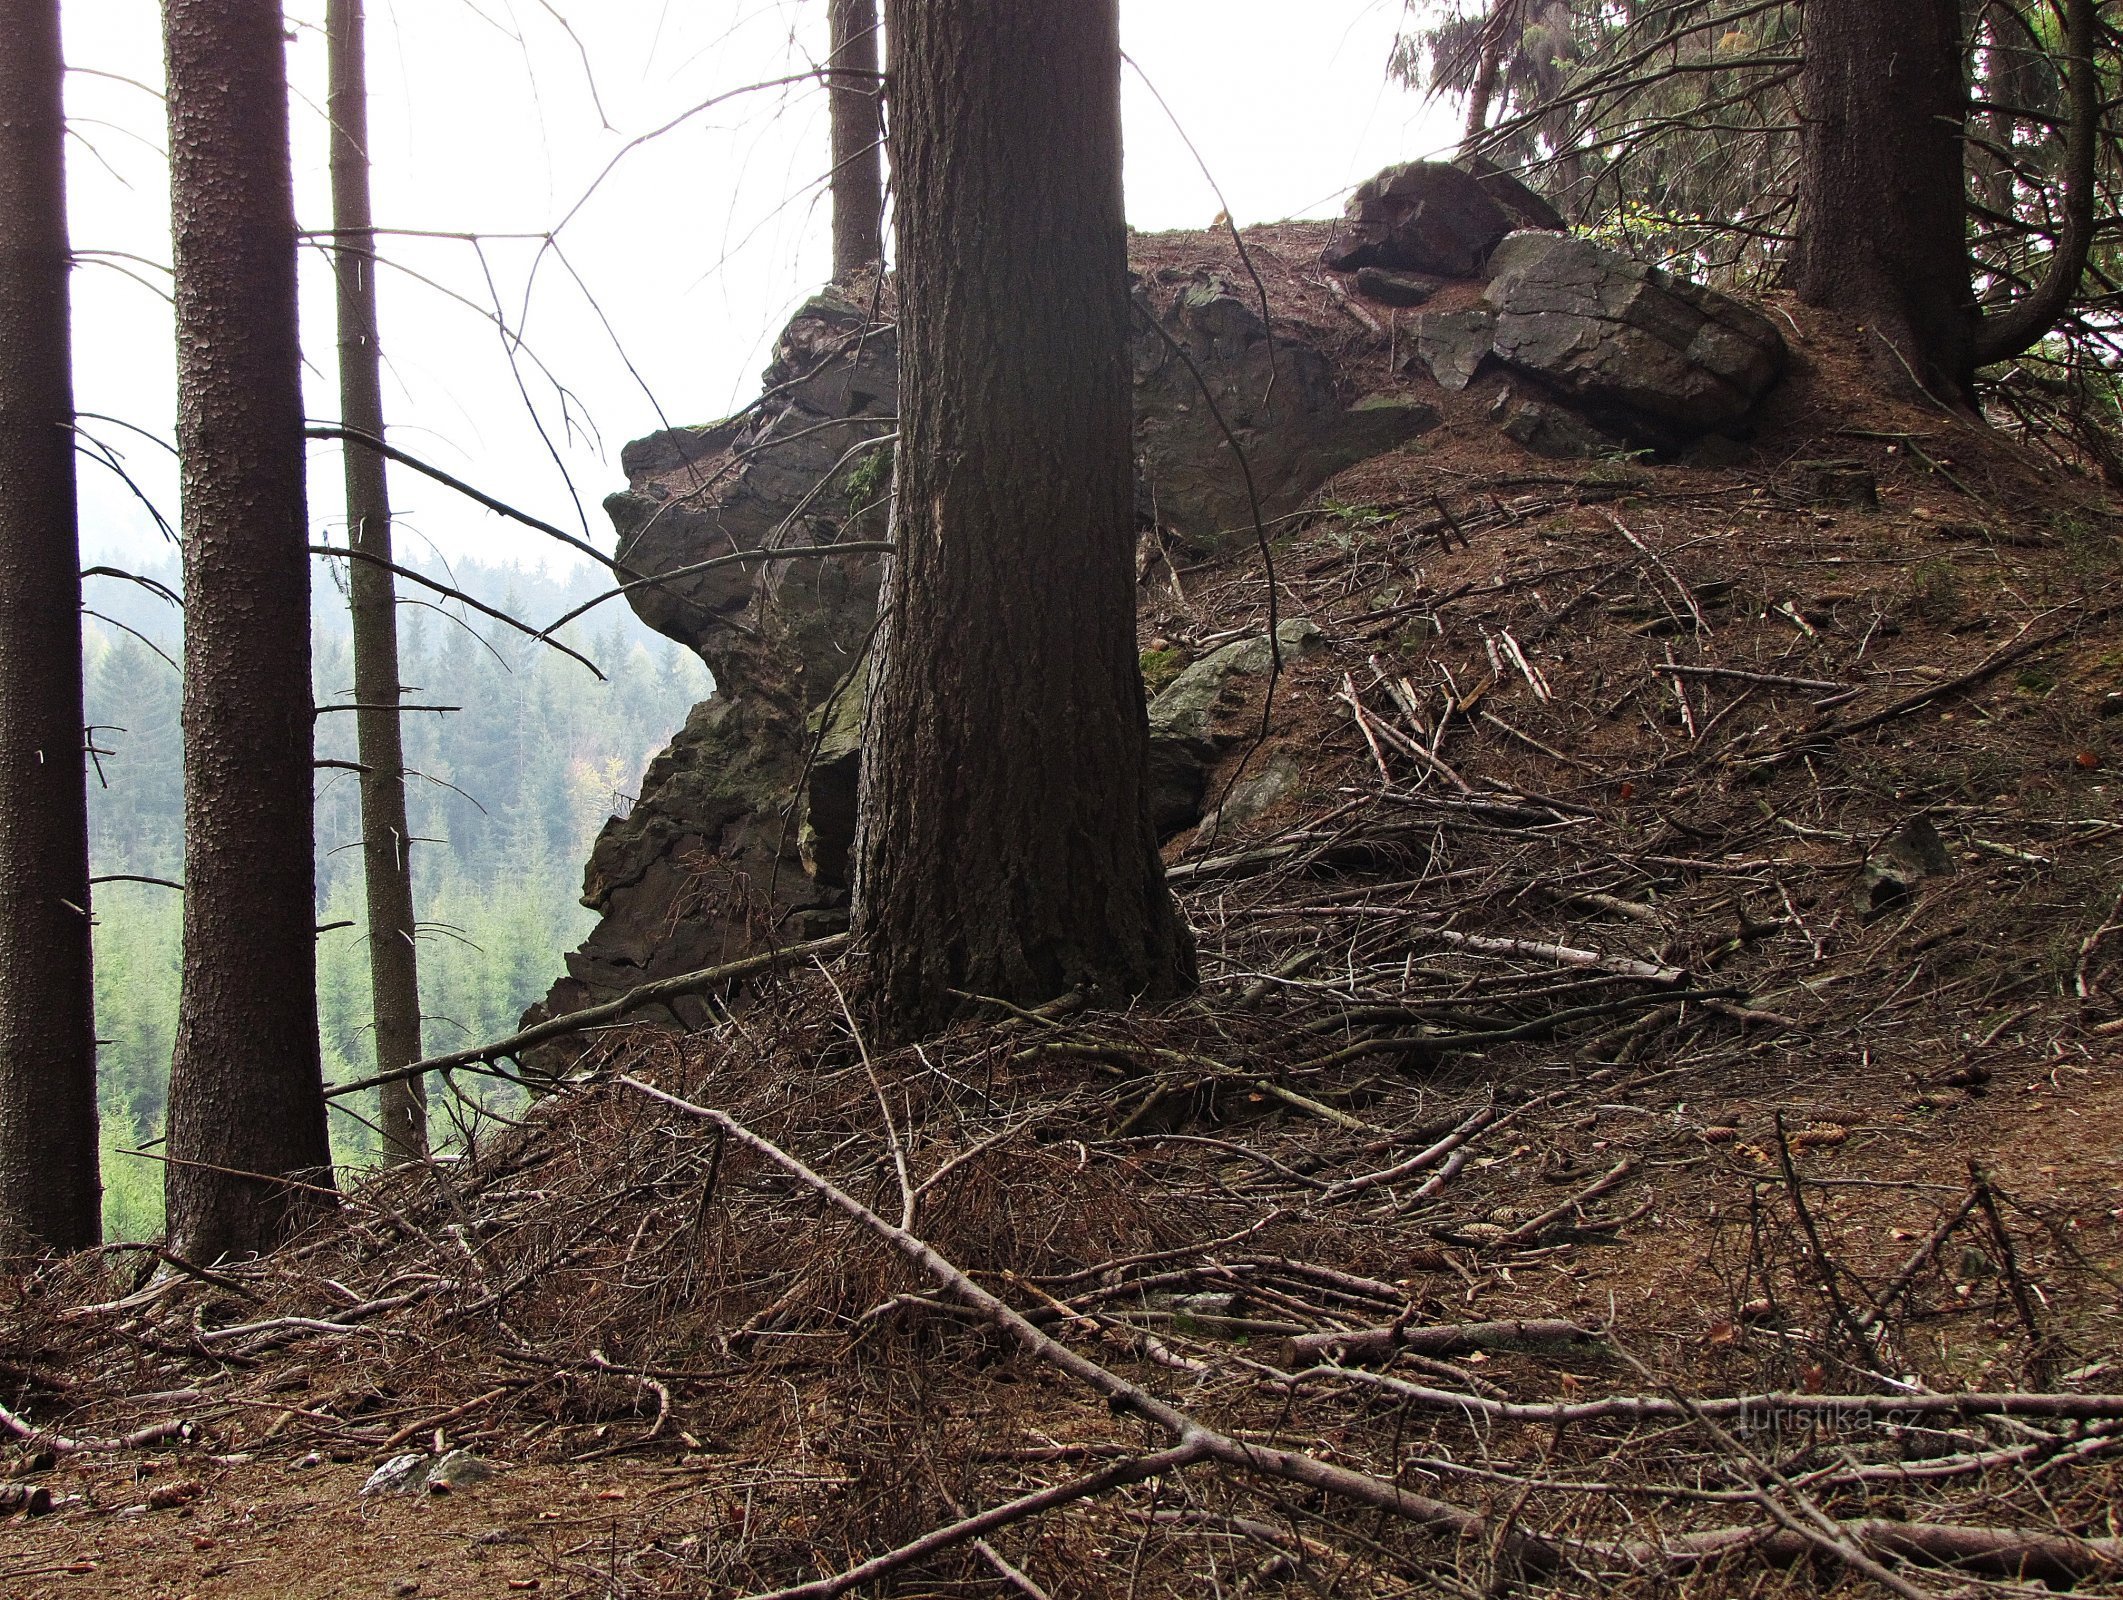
[[5, 228, 2123, 1599]]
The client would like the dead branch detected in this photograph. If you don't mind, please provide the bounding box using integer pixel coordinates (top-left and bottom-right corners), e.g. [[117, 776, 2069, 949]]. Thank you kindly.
[[325, 933, 847, 1100]]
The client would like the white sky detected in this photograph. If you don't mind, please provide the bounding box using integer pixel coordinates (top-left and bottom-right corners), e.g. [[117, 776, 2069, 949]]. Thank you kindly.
[[59, 0, 1460, 577]]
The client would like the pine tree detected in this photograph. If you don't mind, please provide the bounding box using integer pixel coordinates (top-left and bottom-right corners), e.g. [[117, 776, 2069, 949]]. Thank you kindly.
[[850, 0, 1195, 1037], [162, 0, 336, 1261], [0, 0, 101, 1251]]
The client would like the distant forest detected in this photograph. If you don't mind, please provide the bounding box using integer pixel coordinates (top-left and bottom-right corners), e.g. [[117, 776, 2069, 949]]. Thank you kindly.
[[84, 556, 711, 1237]]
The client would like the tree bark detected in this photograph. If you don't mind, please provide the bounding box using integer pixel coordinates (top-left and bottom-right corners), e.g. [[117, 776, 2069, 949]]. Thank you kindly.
[[0, 0, 101, 1252], [327, 0, 426, 1167], [1789, 0, 1977, 397], [828, 0, 885, 279], [1459, 1, 1512, 157], [850, 0, 1195, 1039], [163, 0, 336, 1261]]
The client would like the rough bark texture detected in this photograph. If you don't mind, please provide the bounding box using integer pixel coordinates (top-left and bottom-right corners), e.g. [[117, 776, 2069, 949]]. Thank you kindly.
[[828, 0, 885, 280], [851, 0, 1195, 1037], [328, 0, 426, 1165], [163, 0, 336, 1261], [0, 0, 101, 1252], [1789, 0, 1976, 396]]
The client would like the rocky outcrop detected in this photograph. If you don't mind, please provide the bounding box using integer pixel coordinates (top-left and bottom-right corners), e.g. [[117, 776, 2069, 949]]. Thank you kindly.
[[517, 289, 896, 1070], [1481, 231, 1786, 438], [1133, 272, 1438, 548], [524, 261, 1436, 1054]]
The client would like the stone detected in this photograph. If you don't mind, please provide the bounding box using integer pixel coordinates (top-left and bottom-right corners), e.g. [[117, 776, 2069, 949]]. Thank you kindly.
[[1482, 231, 1786, 438], [1322, 162, 1515, 278], [1408, 309, 1497, 392], [425, 1450, 495, 1494], [360, 1454, 430, 1497], [799, 656, 867, 896], [1497, 394, 1629, 460], [1354, 267, 1443, 308], [1786, 459, 1879, 509], [1146, 620, 1322, 835], [1132, 273, 1439, 549], [1856, 816, 1955, 919], [1197, 751, 1301, 835], [1462, 154, 1568, 232], [531, 250, 1435, 1036]]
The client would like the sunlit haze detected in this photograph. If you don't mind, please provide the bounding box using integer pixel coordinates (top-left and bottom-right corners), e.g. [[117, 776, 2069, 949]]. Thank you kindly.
[[58, 0, 1458, 577]]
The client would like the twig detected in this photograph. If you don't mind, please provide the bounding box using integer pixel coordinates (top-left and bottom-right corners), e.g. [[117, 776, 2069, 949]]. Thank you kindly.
[[325, 934, 847, 1099]]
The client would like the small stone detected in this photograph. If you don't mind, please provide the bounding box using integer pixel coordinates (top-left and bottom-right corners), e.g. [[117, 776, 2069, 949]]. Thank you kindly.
[[360, 1453, 430, 1497], [1786, 459, 1879, 508], [425, 1449, 496, 1494], [1354, 266, 1442, 307], [393, 1583, 422, 1598], [292, 1450, 325, 1471]]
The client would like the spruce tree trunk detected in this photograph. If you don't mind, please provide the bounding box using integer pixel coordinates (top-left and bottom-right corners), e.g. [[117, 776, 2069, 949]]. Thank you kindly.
[[0, 0, 101, 1252], [327, 0, 426, 1166], [1790, 0, 1976, 396], [828, 0, 885, 279], [1459, 4, 1509, 156], [163, 0, 335, 1261], [850, 0, 1195, 1039]]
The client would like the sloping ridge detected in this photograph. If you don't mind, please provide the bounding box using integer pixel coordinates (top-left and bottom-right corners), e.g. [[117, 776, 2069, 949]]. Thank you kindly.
[[6, 247, 2123, 1597]]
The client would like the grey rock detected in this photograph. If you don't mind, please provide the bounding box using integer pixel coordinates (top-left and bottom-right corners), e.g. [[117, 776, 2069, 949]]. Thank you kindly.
[[1409, 309, 1497, 392], [425, 1449, 495, 1494], [1133, 273, 1438, 549], [360, 1453, 430, 1497], [1197, 751, 1301, 836], [1147, 620, 1322, 836], [530, 250, 1433, 1035], [1355, 267, 1443, 308], [1483, 232, 1786, 437], [1322, 162, 1514, 278], [1462, 155, 1569, 233], [1498, 395, 1628, 461], [1856, 816, 1955, 918]]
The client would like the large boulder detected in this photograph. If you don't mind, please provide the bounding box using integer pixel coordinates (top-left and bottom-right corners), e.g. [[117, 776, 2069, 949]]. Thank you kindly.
[[1133, 272, 1438, 548], [1481, 231, 1786, 437], [1323, 161, 1557, 279]]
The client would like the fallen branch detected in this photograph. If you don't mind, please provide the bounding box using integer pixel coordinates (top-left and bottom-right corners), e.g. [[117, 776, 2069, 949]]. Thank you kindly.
[[1284, 1318, 1599, 1370], [327, 934, 847, 1099], [746, 1443, 1208, 1600], [620, 1078, 1545, 1566], [1296, 1369, 2123, 1427]]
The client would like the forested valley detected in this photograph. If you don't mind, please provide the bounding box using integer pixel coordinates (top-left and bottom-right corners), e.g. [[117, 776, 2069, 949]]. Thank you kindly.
[[85, 563, 707, 1237]]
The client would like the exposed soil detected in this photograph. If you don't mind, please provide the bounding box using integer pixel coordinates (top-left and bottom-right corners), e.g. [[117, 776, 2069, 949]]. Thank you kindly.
[[6, 225, 2123, 1599]]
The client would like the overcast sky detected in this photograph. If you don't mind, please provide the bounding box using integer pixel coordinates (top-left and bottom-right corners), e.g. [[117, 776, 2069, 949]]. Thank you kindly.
[[59, 0, 1460, 580]]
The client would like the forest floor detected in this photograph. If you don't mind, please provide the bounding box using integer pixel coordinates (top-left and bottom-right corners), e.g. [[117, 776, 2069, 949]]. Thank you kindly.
[[7, 226, 2123, 1599]]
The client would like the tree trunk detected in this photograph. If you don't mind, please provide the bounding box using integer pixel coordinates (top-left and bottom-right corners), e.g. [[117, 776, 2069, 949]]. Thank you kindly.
[[1459, 2, 1510, 157], [0, 0, 101, 1252], [829, 0, 885, 279], [163, 0, 335, 1261], [850, 0, 1195, 1039], [1789, 0, 1976, 397], [327, 0, 426, 1167]]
